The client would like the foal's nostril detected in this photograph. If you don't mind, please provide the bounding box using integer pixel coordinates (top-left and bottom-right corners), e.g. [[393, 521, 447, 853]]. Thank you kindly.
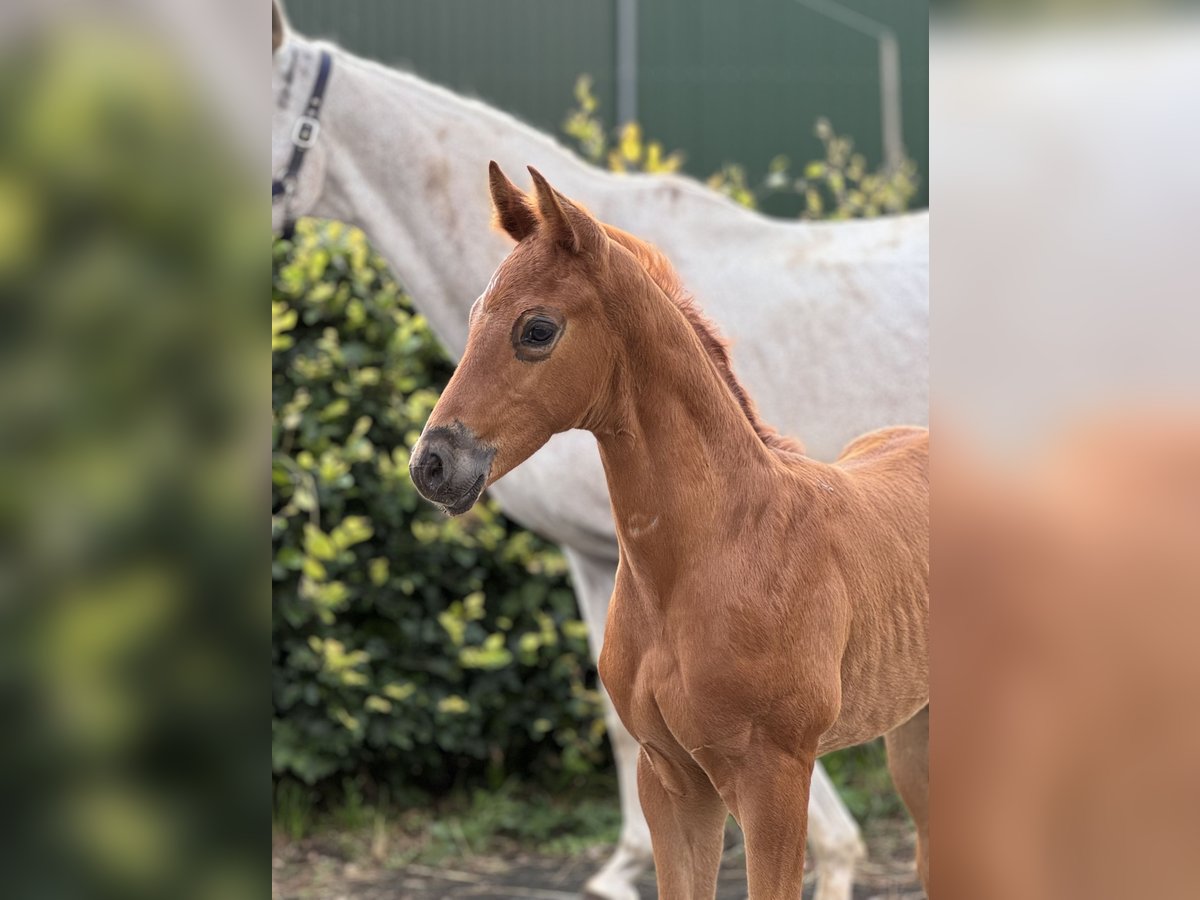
[[426, 450, 445, 489], [410, 425, 493, 511]]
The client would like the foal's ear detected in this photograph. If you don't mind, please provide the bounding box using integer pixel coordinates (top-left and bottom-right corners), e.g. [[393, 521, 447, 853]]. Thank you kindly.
[[488, 161, 538, 242], [527, 166, 606, 256]]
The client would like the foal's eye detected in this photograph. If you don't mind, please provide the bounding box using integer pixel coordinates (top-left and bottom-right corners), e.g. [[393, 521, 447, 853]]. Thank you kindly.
[[521, 318, 558, 346], [511, 309, 564, 361]]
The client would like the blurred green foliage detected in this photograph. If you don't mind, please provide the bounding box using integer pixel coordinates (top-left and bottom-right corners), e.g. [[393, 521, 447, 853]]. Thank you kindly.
[[1, 28, 262, 900], [786, 118, 921, 219], [272, 221, 607, 796], [822, 740, 904, 820], [564, 75, 919, 218], [410, 781, 623, 861]]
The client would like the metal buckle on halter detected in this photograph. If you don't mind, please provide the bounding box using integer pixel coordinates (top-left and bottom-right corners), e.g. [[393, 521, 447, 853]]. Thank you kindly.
[[292, 115, 321, 148]]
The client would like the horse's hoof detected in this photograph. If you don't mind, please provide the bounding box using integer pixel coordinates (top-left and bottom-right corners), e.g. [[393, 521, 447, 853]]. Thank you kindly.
[[583, 872, 641, 900], [811, 869, 856, 900], [582, 883, 640, 900], [583, 840, 651, 900]]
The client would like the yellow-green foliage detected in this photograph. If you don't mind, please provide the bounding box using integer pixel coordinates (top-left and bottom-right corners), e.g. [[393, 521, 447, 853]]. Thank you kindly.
[[272, 221, 606, 790], [706, 163, 759, 210], [564, 76, 919, 218], [791, 118, 919, 219], [563, 76, 683, 175]]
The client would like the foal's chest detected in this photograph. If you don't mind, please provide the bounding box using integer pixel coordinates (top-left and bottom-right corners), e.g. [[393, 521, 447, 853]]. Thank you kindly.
[[598, 579, 730, 756], [598, 555, 853, 762]]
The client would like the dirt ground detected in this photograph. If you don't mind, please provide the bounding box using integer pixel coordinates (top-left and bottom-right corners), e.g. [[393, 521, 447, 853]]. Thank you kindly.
[[273, 818, 923, 900]]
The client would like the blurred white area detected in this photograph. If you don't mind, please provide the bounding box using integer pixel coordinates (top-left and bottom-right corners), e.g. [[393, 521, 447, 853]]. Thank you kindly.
[[932, 18, 1200, 899], [0, 0, 265, 167], [931, 17, 1200, 448]]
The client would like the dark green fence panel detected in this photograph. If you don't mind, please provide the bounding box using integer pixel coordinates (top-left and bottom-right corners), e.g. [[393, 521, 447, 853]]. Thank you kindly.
[[638, 0, 928, 214], [283, 0, 618, 136], [282, 0, 927, 213]]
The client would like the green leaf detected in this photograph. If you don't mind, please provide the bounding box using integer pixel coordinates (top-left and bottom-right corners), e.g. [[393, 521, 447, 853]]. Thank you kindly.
[[332, 515, 374, 550], [303, 523, 337, 561], [438, 695, 470, 715]]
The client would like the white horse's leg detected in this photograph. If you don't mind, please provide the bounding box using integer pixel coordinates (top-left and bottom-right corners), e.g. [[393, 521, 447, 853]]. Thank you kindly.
[[563, 549, 864, 900], [563, 548, 651, 900], [808, 759, 866, 900]]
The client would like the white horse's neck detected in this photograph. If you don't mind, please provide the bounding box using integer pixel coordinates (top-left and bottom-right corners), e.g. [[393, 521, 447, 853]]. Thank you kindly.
[[292, 39, 599, 357], [281, 36, 821, 359]]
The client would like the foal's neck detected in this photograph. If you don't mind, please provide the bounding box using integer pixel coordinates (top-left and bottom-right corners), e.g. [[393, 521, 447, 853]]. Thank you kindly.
[[589, 259, 788, 580]]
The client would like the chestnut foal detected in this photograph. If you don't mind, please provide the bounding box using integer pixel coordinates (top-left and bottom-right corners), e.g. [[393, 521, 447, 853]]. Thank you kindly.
[[410, 164, 930, 898]]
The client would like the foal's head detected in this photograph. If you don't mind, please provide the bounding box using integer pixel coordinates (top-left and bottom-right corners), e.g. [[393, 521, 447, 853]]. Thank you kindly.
[[409, 163, 620, 514]]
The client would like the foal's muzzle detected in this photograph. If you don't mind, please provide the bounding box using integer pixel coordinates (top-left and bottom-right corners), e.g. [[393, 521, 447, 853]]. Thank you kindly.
[[409, 423, 495, 515]]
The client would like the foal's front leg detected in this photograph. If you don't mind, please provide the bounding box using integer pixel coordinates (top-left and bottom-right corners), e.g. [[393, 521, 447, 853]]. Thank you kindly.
[[637, 747, 727, 900], [736, 747, 819, 900]]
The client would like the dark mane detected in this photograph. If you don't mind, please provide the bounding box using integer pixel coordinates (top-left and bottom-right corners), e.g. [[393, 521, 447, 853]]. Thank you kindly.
[[603, 225, 805, 456]]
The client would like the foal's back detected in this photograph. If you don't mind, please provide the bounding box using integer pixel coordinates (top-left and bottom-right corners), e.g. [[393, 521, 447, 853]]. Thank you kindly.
[[829, 425, 929, 529], [837, 424, 928, 477]]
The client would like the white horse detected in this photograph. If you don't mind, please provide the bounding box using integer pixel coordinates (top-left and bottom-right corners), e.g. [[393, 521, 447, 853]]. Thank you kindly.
[[272, 6, 927, 899]]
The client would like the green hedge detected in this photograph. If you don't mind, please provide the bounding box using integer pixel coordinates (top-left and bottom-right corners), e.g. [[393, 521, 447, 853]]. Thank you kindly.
[[272, 220, 607, 793]]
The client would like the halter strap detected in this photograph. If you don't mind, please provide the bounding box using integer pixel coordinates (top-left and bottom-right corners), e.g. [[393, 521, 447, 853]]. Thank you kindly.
[[273, 49, 333, 239]]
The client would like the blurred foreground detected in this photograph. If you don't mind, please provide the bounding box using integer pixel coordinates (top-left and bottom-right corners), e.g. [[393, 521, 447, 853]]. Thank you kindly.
[[930, 11, 1200, 899], [935, 415, 1200, 899], [0, 9, 264, 900]]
